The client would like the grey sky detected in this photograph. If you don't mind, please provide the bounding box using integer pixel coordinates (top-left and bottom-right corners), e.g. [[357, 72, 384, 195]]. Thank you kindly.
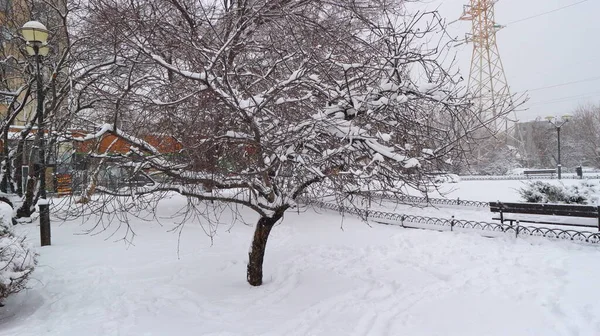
[[417, 0, 600, 122]]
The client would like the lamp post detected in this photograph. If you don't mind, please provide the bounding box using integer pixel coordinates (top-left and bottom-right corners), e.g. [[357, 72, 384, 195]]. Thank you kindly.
[[546, 115, 571, 180], [19, 21, 51, 246]]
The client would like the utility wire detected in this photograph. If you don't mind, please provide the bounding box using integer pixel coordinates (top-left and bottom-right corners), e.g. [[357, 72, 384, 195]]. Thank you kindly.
[[520, 76, 600, 93], [505, 0, 590, 26], [529, 90, 600, 107]]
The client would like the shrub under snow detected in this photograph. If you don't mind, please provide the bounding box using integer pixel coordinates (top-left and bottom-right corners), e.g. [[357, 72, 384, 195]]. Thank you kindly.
[[519, 181, 599, 205], [0, 201, 36, 304]]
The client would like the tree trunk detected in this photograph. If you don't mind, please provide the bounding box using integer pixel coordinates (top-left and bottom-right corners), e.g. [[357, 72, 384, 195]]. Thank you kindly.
[[247, 216, 276, 286], [16, 162, 38, 218], [0, 131, 9, 193], [14, 140, 24, 197]]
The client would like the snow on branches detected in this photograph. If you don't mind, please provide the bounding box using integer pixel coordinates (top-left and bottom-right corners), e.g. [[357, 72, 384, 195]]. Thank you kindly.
[[69, 0, 522, 285], [70, 0, 518, 213]]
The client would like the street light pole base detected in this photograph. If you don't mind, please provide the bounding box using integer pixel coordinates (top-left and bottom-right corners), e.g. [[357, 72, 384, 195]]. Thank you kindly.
[[557, 164, 562, 180]]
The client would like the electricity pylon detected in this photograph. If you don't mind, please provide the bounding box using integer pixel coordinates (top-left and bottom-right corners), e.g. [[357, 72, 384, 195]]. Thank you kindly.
[[460, 0, 518, 136]]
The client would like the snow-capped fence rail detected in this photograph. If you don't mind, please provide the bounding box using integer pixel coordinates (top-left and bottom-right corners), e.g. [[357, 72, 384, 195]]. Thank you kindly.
[[460, 175, 600, 181], [302, 198, 600, 245], [364, 192, 489, 208]]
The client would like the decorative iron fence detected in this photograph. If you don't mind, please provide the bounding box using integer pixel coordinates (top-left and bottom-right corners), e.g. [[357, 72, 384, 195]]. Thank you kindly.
[[302, 198, 600, 245], [365, 192, 489, 208], [460, 175, 600, 181]]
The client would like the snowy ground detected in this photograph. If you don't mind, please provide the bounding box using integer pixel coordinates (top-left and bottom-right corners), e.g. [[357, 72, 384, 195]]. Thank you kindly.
[[392, 179, 600, 229], [412, 178, 593, 203], [2, 180, 600, 335]]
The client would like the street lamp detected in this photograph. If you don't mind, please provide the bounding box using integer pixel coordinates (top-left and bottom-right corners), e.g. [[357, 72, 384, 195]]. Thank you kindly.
[[19, 21, 51, 246], [546, 115, 571, 180]]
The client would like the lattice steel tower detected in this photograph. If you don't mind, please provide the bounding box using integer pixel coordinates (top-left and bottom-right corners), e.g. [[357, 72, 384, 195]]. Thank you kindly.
[[460, 0, 517, 135]]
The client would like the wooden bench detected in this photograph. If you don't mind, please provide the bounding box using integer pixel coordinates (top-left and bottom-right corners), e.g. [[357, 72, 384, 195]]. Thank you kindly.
[[489, 201, 600, 231], [523, 169, 556, 178]]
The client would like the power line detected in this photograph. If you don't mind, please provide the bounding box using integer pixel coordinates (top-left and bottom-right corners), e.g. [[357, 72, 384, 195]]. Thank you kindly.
[[521, 75, 600, 93], [529, 90, 600, 107], [509, 56, 600, 82], [506, 0, 590, 26]]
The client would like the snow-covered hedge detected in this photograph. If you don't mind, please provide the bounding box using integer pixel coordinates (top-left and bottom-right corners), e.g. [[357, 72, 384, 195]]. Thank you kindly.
[[0, 200, 36, 304], [519, 181, 598, 205]]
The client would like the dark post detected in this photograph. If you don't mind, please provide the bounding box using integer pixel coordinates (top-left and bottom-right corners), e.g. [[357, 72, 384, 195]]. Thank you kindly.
[[548, 116, 569, 179], [557, 126, 562, 180], [597, 206, 600, 232], [35, 50, 51, 246]]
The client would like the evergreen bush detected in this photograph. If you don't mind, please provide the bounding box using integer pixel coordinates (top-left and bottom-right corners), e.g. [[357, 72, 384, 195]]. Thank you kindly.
[[519, 181, 598, 205], [0, 201, 37, 305]]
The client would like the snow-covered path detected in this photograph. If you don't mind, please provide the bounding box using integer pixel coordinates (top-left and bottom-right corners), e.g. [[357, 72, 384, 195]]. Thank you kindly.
[[2, 195, 600, 335]]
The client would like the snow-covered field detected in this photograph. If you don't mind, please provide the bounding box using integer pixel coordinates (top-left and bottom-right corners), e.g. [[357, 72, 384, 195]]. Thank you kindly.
[[2, 179, 600, 335], [370, 179, 600, 228], [413, 178, 592, 203]]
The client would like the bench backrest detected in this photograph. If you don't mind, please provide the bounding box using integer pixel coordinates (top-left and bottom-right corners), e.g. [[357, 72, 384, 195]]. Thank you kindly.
[[523, 169, 556, 175], [489, 202, 599, 218]]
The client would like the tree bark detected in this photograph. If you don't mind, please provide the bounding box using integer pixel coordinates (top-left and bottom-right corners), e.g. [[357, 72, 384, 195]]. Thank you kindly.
[[0, 129, 9, 193], [247, 216, 276, 286], [16, 162, 38, 218], [14, 140, 25, 197]]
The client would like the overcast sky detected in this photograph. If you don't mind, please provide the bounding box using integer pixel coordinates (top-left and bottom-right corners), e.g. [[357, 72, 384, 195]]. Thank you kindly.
[[413, 0, 600, 122]]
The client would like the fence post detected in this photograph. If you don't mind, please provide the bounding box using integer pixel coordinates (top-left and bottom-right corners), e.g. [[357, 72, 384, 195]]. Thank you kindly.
[[457, 198, 460, 206], [515, 220, 520, 238], [450, 216, 455, 231], [597, 206, 600, 232], [401, 214, 405, 228]]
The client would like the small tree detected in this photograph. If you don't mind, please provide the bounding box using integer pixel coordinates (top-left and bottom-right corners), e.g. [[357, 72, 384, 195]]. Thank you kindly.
[[567, 104, 600, 168], [467, 135, 521, 175], [66, 0, 523, 286]]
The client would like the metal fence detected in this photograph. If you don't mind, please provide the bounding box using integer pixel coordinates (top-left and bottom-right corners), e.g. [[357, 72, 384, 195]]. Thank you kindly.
[[367, 192, 489, 208], [302, 198, 600, 245], [460, 175, 600, 181]]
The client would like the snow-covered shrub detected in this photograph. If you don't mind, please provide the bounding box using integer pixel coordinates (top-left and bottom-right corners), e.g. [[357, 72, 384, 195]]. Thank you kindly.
[[565, 182, 599, 205], [519, 181, 598, 204], [0, 201, 36, 304]]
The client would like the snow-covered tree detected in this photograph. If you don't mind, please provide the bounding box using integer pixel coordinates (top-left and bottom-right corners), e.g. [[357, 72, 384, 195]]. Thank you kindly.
[[69, 0, 522, 286], [468, 136, 521, 175], [567, 104, 600, 168], [0, 0, 123, 218]]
